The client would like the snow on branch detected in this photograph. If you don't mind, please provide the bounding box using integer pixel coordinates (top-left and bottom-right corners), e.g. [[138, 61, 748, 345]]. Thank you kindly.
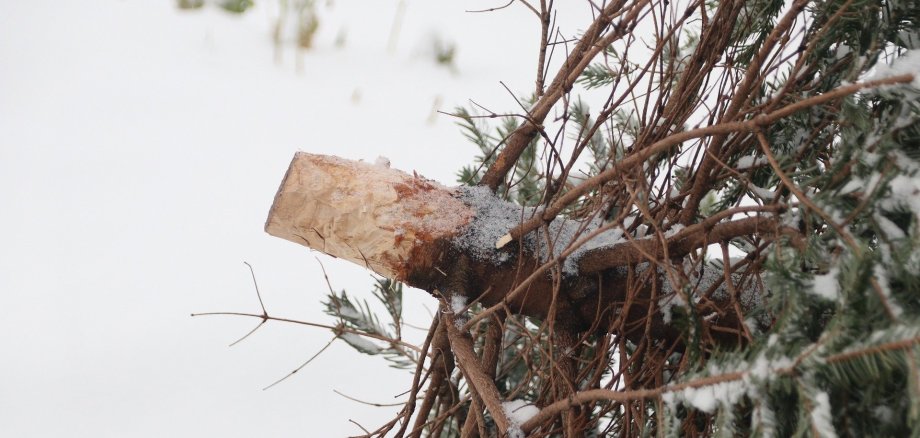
[[265, 152, 770, 347]]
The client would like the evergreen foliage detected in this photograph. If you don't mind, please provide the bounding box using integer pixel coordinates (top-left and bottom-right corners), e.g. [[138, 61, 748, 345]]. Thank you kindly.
[[219, 0, 920, 436], [323, 279, 417, 370], [454, 106, 545, 206], [335, 1, 919, 435]]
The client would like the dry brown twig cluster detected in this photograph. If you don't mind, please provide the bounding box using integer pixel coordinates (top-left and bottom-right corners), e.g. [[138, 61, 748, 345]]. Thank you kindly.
[[204, 0, 920, 435], [381, 0, 915, 433], [348, 0, 913, 434]]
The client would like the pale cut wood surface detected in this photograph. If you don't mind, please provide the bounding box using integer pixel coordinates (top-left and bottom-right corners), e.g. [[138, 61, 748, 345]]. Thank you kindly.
[[265, 152, 474, 280]]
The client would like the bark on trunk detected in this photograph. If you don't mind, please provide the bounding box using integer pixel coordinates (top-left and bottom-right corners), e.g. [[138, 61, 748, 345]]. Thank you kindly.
[[266, 152, 762, 345]]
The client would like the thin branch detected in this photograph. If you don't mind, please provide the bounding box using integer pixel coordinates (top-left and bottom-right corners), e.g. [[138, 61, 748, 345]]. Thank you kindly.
[[409, 316, 453, 438], [334, 389, 405, 407], [394, 316, 441, 438], [263, 335, 338, 390], [826, 336, 920, 363], [478, 0, 645, 191], [244, 261, 268, 315], [523, 335, 920, 433], [442, 308, 512, 433], [191, 311, 423, 353], [349, 418, 372, 435], [465, 0, 515, 14], [227, 262, 270, 347], [496, 74, 915, 248], [578, 213, 781, 273], [228, 319, 267, 348]]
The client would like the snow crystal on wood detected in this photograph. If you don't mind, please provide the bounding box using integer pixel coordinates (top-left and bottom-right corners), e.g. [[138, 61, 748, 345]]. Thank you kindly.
[[451, 186, 629, 275]]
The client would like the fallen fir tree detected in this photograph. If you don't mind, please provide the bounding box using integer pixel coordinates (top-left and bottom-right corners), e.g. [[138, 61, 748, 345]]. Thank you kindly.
[[267, 152, 775, 349], [221, 1, 920, 436]]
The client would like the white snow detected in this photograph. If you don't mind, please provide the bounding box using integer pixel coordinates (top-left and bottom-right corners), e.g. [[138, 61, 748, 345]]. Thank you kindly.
[[659, 292, 686, 324], [341, 332, 382, 353], [748, 356, 772, 381], [866, 49, 920, 88], [450, 294, 468, 314], [337, 305, 363, 321], [679, 380, 746, 413], [881, 173, 920, 220], [507, 426, 526, 438], [1, 1, 602, 436], [374, 156, 391, 168], [749, 184, 777, 200], [811, 268, 840, 301], [752, 400, 778, 438], [452, 186, 527, 265], [449, 294, 469, 329], [453, 186, 628, 275], [872, 213, 905, 240], [810, 392, 838, 438], [873, 265, 904, 318], [839, 177, 864, 195], [665, 352, 794, 415], [747, 354, 794, 381], [664, 223, 685, 238], [736, 155, 767, 170], [502, 399, 540, 426]]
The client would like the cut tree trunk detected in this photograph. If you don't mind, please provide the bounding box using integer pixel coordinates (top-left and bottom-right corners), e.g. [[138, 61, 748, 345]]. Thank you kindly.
[[265, 152, 765, 346]]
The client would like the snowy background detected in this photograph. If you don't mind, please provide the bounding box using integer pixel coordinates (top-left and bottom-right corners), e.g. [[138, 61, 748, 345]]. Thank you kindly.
[[0, 1, 592, 436]]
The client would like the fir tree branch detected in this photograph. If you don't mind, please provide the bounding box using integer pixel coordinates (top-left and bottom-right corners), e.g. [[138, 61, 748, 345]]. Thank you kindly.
[[478, 0, 648, 191], [394, 315, 440, 438], [534, 0, 550, 97], [678, 0, 810, 225], [443, 306, 513, 434], [495, 74, 916, 249], [522, 335, 920, 433], [190, 311, 423, 353], [577, 214, 780, 273], [409, 317, 453, 438], [825, 336, 920, 364]]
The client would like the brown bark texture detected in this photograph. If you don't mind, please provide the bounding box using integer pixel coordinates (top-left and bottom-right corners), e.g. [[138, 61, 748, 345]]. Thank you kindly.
[[266, 152, 766, 346]]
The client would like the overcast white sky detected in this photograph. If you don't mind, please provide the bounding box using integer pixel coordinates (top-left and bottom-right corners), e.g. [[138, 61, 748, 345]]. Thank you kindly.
[[0, 1, 598, 436]]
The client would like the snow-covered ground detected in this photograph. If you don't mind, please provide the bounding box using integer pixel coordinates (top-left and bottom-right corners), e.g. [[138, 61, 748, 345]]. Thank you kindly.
[[0, 1, 604, 436]]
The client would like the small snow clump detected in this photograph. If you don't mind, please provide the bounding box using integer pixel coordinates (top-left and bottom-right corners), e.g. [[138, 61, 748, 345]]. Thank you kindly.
[[811, 268, 840, 301], [341, 333, 382, 354], [867, 49, 920, 88], [374, 156, 391, 168], [810, 392, 838, 438], [502, 399, 539, 436]]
